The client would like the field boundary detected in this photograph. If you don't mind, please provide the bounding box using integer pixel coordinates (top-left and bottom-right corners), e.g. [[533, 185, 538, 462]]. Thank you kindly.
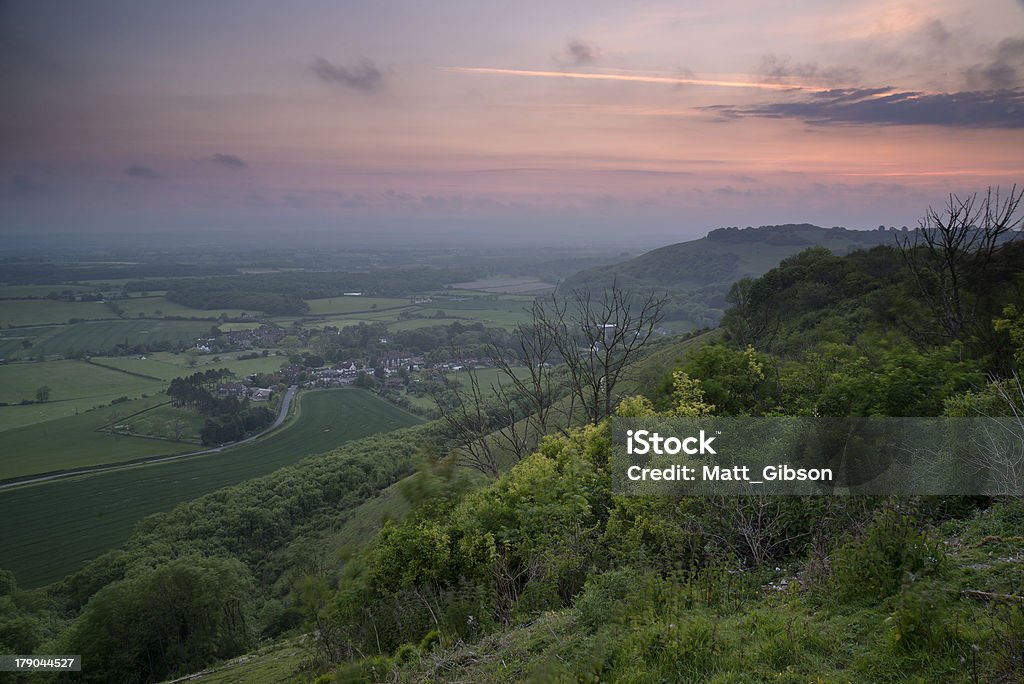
[[0, 385, 298, 491], [83, 357, 165, 381]]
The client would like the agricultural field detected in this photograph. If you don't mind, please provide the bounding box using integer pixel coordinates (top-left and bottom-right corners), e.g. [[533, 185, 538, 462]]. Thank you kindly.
[[119, 401, 206, 442], [0, 359, 163, 406], [0, 359, 168, 431], [0, 388, 423, 587], [0, 299, 114, 327], [304, 295, 413, 316], [0, 285, 95, 298], [93, 351, 287, 381], [0, 395, 196, 480], [7, 319, 213, 359], [450, 276, 555, 294], [114, 296, 249, 319], [216, 321, 263, 332], [0, 352, 291, 441]]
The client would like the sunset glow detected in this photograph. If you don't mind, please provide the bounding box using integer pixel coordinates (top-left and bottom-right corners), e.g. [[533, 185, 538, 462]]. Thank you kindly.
[[2, 0, 1022, 245]]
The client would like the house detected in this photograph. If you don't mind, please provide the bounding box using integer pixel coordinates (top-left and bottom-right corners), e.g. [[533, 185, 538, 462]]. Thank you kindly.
[[379, 351, 415, 370], [217, 382, 247, 399], [249, 388, 273, 401]]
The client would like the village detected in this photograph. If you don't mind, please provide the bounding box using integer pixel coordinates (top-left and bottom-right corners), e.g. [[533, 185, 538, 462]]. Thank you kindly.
[[201, 323, 491, 404]]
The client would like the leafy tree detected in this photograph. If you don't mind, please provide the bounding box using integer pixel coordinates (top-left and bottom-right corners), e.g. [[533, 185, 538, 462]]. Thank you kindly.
[[60, 556, 255, 683], [994, 304, 1024, 367], [34, 386, 50, 403]]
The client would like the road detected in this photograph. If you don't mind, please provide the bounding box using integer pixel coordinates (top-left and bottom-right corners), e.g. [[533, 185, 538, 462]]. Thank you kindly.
[[0, 385, 298, 491]]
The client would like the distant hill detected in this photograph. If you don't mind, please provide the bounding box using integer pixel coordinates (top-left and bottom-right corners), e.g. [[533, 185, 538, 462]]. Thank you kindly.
[[560, 224, 903, 329]]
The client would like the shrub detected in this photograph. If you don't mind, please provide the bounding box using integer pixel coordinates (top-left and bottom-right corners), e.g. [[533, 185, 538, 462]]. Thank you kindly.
[[829, 507, 947, 605]]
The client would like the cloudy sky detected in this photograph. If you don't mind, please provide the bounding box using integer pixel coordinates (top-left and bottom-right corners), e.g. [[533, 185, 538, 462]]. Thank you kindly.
[[2, 0, 1023, 246]]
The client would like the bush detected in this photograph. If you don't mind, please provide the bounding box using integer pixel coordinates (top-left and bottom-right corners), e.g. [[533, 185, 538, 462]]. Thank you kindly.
[[829, 507, 947, 606], [889, 583, 959, 653], [575, 568, 660, 633]]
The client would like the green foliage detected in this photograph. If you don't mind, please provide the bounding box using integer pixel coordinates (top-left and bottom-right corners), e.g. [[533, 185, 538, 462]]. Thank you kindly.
[[778, 336, 982, 417], [1, 390, 423, 589], [889, 583, 959, 654], [993, 304, 1024, 366], [829, 508, 947, 606], [59, 556, 255, 683], [663, 343, 770, 415]]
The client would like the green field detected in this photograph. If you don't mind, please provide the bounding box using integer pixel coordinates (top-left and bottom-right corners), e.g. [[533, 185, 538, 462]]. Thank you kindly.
[[0, 326, 57, 360], [93, 351, 287, 381], [0, 300, 114, 327], [304, 296, 412, 316], [0, 396, 196, 479], [114, 296, 249, 319], [0, 359, 162, 406], [0, 389, 423, 587], [0, 354, 288, 432], [120, 401, 207, 442], [0, 360, 168, 431], [0, 285, 95, 299], [19, 319, 212, 358]]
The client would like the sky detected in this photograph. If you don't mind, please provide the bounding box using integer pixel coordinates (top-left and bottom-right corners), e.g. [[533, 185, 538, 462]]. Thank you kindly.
[[1, 0, 1023, 247]]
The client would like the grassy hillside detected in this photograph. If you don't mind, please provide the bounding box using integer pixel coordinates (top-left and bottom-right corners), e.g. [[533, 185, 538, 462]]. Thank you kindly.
[[561, 224, 900, 328]]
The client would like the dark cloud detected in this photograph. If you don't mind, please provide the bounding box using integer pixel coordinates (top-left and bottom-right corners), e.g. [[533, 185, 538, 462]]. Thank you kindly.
[[756, 54, 860, 87], [124, 164, 161, 180], [311, 57, 384, 92], [565, 39, 600, 65], [209, 153, 248, 169], [704, 87, 1024, 129], [966, 37, 1024, 89]]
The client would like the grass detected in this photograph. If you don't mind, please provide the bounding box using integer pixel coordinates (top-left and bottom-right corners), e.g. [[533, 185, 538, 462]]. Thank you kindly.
[[0, 360, 168, 432], [0, 326, 60, 360], [120, 402, 206, 442], [0, 300, 115, 326], [24, 319, 213, 358], [0, 395, 195, 479], [0, 354, 288, 432], [0, 285, 94, 298], [450, 276, 555, 294], [182, 638, 308, 683], [114, 296, 249, 319], [217, 322, 263, 332], [0, 389, 423, 588], [94, 351, 287, 381], [0, 359, 163, 406], [304, 296, 413, 316]]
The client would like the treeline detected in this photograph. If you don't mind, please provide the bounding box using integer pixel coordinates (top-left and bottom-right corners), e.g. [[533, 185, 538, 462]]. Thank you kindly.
[[706, 222, 899, 244], [166, 286, 309, 315], [0, 261, 232, 285], [128, 267, 475, 303]]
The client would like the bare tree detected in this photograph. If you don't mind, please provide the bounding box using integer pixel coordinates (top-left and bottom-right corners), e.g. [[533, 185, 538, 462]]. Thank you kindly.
[[428, 367, 504, 478], [490, 300, 563, 442], [897, 185, 1023, 342], [534, 283, 668, 423]]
